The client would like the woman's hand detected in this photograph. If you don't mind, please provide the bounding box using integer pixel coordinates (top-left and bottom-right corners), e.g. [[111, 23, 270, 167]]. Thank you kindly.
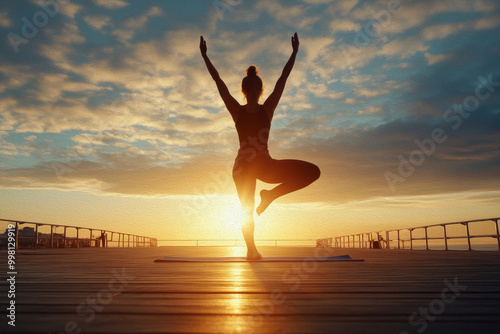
[[200, 36, 207, 57], [291, 32, 299, 54]]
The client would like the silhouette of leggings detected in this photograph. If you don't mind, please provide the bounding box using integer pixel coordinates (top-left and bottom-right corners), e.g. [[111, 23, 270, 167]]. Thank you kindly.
[[232, 151, 320, 209]]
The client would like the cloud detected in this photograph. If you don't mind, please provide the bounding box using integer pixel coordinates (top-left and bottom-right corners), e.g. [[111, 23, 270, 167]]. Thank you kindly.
[[377, 35, 428, 59], [92, 0, 129, 9], [421, 15, 500, 41], [351, 0, 497, 36], [358, 105, 383, 115], [307, 83, 345, 99], [0, 11, 12, 27], [256, 0, 319, 29], [424, 52, 451, 65], [329, 18, 361, 34], [356, 88, 389, 98], [58, 1, 83, 19], [325, 0, 359, 16], [111, 6, 163, 43], [84, 15, 111, 30], [2, 105, 498, 205], [1, 0, 499, 211]]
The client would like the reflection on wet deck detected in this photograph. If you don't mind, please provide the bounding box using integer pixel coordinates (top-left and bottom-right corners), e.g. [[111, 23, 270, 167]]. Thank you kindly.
[[5, 246, 500, 333]]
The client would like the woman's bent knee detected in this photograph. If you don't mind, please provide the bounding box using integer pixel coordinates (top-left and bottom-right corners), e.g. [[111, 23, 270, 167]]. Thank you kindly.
[[310, 164, 320, 182]]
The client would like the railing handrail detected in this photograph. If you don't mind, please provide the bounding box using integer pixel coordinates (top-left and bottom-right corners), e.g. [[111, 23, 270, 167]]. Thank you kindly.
[[364, 217, 500, 235], [0, 218, 154, 240], [332, 217, 500, 251], [0, 218, 157, 249]]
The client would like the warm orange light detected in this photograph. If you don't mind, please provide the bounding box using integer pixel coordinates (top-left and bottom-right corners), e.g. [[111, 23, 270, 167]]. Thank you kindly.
[[222, 202, 244, 228]]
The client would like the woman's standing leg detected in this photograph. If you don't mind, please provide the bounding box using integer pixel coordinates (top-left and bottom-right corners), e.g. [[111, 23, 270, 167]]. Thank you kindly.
[[233, 163, 262, 260], [256, 158, 320, 215]]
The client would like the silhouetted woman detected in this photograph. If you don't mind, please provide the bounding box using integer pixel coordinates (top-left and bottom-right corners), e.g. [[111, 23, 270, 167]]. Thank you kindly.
[[200, 33, 320, 259]]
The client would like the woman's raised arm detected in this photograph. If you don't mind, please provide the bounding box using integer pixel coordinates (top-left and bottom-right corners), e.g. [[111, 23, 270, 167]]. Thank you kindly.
[[200, 36, 240, 122], [263, 32, 299, 121]]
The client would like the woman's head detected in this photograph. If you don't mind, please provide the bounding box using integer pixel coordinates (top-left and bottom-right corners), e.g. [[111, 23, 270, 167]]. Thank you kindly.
[[241, 65, 263, 101]]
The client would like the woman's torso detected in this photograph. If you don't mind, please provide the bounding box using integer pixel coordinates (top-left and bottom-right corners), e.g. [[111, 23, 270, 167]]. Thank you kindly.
[[235, 104, 271, 157]]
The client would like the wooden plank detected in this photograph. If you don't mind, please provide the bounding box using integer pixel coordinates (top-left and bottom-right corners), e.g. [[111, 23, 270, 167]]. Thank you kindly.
[[2, 246, 500, 333]]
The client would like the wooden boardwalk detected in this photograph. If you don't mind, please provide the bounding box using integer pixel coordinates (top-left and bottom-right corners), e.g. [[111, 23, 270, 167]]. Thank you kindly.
[[2, 246, 500, 333]]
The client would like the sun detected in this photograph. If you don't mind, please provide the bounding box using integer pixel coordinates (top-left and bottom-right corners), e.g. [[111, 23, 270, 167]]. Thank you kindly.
[[223, 203, 244, 227]]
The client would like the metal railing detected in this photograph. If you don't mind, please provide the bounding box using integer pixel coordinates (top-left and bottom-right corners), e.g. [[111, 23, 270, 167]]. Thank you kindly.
[[0, 218, 157, 250], [334, 217, 500, 251], [157, 239, 317, 247]]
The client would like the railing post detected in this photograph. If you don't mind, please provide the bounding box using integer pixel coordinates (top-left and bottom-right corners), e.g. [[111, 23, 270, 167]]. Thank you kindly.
[[386, 231, 390, 249], [495, 219, 500, 251], [465, 222, 472, 251], [51, 225, 54, 248], [397, 230, 400, 249], [35, 224, 39, 249], [63, 227, 67, 248], [425, 227, 429, 250], [409, 229, 413, 250], [90, 229, 93, 247], [443, 225, 448, 251], [76, 228, 79, 248]]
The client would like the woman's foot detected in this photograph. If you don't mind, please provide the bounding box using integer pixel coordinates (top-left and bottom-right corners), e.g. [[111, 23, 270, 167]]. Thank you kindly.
[[256, 189, 273, 216], [246, 249, 262, 260]]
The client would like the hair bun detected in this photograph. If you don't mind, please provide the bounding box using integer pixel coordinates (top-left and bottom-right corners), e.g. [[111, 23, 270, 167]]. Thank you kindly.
[[246, 65, 257, 77]]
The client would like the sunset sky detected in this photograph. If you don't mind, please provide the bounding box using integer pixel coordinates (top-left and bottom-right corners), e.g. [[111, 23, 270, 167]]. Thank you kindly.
[[1, 0, 499, 242]]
